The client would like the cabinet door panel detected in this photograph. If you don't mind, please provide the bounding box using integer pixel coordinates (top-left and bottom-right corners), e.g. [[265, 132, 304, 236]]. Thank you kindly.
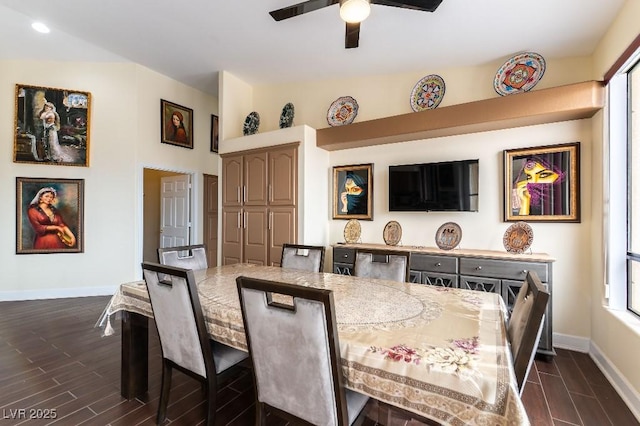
[[269, 146, 297, 206], [221, 207, 242, 265], [334, 263, 353, 275], [459, 275, 501, 294], [244, 152, 268, 206], [268, 206, 297, 266], [244, 208, 268, 265], [422, 272, 458, 288], [222, 155, 242, 206]]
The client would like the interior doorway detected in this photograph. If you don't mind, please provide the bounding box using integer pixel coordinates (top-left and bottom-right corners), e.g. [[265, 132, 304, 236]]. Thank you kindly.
[[142, 168, 192, 263]]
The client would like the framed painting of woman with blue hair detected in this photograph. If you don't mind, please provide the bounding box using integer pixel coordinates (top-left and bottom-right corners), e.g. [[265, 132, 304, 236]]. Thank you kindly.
[[504, 142, 580, 222], [333, 163, 373, 220]]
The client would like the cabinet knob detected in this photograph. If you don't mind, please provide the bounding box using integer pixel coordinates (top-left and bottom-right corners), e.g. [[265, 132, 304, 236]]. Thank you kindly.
[[522, 269, 528, 275], [435, 262, 442, 267], [476, 266, 482, 270], [343, 254, 348, 258]]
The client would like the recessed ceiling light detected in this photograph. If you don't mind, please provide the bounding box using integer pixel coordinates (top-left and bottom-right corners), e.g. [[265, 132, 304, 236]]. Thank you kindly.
[[31, 22, 50, 34]]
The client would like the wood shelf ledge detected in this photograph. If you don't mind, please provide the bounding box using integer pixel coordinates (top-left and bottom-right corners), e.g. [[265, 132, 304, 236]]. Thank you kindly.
[[316, 80, 605, 151]]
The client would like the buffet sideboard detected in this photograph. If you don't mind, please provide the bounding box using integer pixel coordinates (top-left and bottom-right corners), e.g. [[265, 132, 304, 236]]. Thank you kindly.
[[332, 243, 556, 357]]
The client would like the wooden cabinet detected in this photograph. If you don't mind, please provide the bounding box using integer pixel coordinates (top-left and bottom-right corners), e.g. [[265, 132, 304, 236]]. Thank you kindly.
[[332, 243, 555, 356], [222, 144, 298, 266]]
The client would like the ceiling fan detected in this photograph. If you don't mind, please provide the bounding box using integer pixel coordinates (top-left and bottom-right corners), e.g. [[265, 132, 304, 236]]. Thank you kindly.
[[269, 0, 444, 49]]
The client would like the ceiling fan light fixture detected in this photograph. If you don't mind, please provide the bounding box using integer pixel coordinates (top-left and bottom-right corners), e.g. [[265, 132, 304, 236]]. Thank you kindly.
[[339, 0, 371, 23]]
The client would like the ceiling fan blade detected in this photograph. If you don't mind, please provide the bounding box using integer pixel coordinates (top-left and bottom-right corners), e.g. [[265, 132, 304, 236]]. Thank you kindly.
[[345, 22, 360, 49], [372, 0, 443, 12], [270, 0, 339, 21]]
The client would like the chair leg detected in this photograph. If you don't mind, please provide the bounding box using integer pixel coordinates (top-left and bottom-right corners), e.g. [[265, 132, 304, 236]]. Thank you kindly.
[[256, 402, 266, 426], [157, 359, 173, 425], [204, 377, 217, 426]]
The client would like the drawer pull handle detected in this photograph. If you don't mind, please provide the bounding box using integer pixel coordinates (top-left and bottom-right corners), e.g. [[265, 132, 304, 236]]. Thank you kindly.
[[522, 269, 528, 275], [476, 266, 482, 270], [343, 254, 348, 258], [435, 262, 442, 267]]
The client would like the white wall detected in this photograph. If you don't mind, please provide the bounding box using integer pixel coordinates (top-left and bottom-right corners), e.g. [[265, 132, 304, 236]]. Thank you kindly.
[[1, 61, 218, 299]]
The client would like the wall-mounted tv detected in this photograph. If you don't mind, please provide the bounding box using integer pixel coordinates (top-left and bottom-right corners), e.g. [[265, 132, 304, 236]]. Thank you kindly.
[[389, 160, 479, 212]]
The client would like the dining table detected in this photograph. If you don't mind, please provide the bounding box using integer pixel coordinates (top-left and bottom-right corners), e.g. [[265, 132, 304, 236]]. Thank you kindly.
[[98, 263, 529, 426]]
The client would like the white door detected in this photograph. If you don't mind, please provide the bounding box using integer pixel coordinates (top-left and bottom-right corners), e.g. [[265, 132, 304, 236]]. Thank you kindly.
[[160, 174, 191, 248]]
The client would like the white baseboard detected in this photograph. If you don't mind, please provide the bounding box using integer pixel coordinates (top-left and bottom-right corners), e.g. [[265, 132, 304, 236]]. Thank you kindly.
[[590, 342, 640, 421], [552, 332, 640, 421], [0, 286, 117, 301], [553, 332, 591, 352]]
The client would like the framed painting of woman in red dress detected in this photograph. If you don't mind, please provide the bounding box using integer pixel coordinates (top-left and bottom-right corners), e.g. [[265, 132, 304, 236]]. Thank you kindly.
[[161, 99, 193, 149], [16, 177, 84, 254]]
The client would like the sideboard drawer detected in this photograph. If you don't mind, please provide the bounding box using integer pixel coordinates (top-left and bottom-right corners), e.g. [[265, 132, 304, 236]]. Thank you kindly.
[[459, 258, 548, 282], [333, 247, 355, 264], [410, 254, 458, 274]]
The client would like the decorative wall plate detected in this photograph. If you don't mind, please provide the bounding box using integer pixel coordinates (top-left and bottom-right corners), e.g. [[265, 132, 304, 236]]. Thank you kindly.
[[243, 111, 260, 136], [494, 52, 546, 96], [410, 74, 446, 112], [343, 219, 361, 244], [279, 102, 295, 128], [327, 96, 359, 126], [435, 222, 462, 250], [383, 221, 402, 246], [503, 221, 534, 254]]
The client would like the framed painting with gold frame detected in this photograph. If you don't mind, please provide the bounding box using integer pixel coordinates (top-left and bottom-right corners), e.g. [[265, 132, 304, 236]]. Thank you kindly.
[[504, 142, 580, 222], [332, 163, 373, 220]]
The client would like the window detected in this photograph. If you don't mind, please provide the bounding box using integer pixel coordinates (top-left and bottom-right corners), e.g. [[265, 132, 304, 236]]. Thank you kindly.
[[628, 61, 640, 316]]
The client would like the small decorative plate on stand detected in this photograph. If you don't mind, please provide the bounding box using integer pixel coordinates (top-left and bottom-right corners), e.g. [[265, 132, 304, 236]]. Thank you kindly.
[[243, 111, 260, 136], [279, 102, 295, 128], [503, 221, 534, 254], [344, 219, 361, 244], [410, 74, 446, 112], [383, 221, 402, 246], [435, 222, 462, 250], [327, 96, 359, 126], [494, 52, 546, 96]]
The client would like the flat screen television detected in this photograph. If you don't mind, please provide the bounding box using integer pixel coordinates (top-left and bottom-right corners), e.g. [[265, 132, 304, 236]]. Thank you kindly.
[[389, 160, 479, 212]]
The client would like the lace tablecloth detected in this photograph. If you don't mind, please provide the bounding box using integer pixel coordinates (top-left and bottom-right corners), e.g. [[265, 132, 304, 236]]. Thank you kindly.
[[99, 263, 528, 426]]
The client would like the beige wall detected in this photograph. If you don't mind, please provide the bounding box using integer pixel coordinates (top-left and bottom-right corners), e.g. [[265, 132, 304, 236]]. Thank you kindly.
[[1, 61, 218, 298]]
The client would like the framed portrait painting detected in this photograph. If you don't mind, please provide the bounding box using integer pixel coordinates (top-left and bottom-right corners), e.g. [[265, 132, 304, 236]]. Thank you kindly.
[[504, 142, 580, 222], [333, 163, 373, 220], [161, 99, 193, 149], [211, 114, 219, 153], [14, 84, 91, 167], [16, 177, 84, 254]]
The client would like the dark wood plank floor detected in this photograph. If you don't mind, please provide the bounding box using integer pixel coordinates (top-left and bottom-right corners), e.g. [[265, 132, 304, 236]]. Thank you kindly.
[[0, 296, 637, 425]]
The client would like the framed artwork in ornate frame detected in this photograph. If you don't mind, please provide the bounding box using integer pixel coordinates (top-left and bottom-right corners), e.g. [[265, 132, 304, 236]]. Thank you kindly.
[[210, 114, 219, 153], [14, 84, 91, 167], [161, 99, 193, 149], [504, 142, 580, 222], [16, 177, 84, 254], [333, 163, 373, 220]]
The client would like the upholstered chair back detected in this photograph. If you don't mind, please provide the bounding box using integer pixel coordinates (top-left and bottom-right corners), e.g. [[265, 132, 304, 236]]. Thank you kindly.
[[353, 249, 410, 282], [507, 270, 550, 394], [158, 244, 208, 270], [236, 277, 369, 425], [142, 262, 209, 378], [280, 243, 325, 272]]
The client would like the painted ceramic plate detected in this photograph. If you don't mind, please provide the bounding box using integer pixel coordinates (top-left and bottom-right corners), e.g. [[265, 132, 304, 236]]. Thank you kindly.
[[503, 222, 534, 254], [344, 219, 361, 244], [327, 96, 359, 126], [410, 74, 446, 112], [243, 111, 260, 136], [435, 222, 462, 250], [279, 102, 295, 128], [494, 52, 546, 96], [383, 221, 402, 246]]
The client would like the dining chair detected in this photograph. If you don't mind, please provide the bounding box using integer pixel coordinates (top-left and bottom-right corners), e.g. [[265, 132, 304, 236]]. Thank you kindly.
[[141, 262, 248, 425], [353, 248, 411, 282], [280, 243, 325, 272], [508, 270, 550, 395], [158, 244, 208, 269], [235, 276, 370, 425]]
